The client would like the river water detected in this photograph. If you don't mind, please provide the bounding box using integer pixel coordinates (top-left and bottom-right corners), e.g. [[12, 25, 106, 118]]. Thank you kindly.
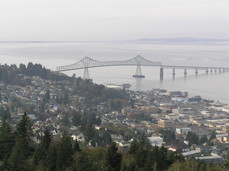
[[0, 41, 229, 103]]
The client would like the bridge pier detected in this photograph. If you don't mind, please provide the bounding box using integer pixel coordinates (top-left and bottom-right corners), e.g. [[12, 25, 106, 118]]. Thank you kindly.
[[83, 67, 90, 80], [160, 67, 164, 80], [133, 65, 145, 78], [172, 68, 175, 79], [135, 77, 142, 91], [206, 69, 209, 74], [172, 68, 175, 76], [210, 68, 213, 73], [184, 68, 187, 77], [195, 68, 198, 75]]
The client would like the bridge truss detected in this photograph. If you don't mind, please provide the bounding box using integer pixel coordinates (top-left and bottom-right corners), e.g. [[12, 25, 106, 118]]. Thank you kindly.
[[56, 55, 229, 80], [56, 55, 162, 79]]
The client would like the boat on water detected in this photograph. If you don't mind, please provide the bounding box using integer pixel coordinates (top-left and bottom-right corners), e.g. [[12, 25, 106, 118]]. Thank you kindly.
[[105, 83, 131, 89], [132, 75, 145, 78]]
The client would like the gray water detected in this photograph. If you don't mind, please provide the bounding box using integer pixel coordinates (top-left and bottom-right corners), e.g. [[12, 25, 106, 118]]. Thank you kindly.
[[0, 41, 229, 103]]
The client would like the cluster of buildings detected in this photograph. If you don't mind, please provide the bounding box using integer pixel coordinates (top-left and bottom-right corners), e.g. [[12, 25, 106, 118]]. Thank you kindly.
[[1, 73, 229, 164], [103, 89, 229, 164], [0, 75, 86, 139]]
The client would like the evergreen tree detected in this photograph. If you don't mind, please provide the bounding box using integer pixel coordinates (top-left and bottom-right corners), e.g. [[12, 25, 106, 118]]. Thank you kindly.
[[157, 146, 170, 171], [81, 114, 88, 131], [0, 118, 15, 160], [43, 90, 50, 103], [199, 135, 208, 145], [63, 92, 69, 104], [121, 153, 137, 171], [0, 107, 11, 120], [7, 113, 33, 170], [56, 132, 74, 170], [16, 112, 32, 139], [19, 63, 26, 73], [163, 130, 176, 143], [106, 142, 122, 171], [33, 129, 52, 165], [74, 139, 81, 152], [63, 114, 70, 127], [46, 143, 58, 171], [209, 132, 216, 140], [84, 121, 95, 142], [168, 159, 227, 171], [186, 132, 199, 145], [73, 151, 95, 171], [128, 139, 139, 155], [72, 112, 82, 126], [7, 137, 30, 170], [135, 136, 151, 168], [102, 131, 112, 146]]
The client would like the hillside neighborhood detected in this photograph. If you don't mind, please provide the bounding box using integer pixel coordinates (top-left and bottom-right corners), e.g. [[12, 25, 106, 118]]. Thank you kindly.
[[1, 63, 229, 168]]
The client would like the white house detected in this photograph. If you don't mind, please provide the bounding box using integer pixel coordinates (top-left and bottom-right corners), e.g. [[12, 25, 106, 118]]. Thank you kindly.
[[147, 136, 164, 147], [176, 127, 191, 135]]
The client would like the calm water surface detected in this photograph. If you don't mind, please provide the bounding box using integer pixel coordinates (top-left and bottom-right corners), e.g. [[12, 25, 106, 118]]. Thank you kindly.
[[0, 42, 229, 103]]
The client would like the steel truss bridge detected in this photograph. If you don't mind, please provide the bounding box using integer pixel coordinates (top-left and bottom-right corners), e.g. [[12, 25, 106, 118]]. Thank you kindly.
[[56, 55, 229, 80]]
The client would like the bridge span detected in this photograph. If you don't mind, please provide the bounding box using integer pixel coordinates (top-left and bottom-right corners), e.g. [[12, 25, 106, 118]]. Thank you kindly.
[[56, 55, 229, 80]]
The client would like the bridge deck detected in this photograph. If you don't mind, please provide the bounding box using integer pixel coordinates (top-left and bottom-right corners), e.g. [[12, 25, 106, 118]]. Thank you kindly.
[[56, 56, 229, 72]]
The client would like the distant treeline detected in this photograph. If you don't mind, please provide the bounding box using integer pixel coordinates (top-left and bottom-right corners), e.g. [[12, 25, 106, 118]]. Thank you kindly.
[[0, 63, 69, 85], [0, 63, 128, 107]]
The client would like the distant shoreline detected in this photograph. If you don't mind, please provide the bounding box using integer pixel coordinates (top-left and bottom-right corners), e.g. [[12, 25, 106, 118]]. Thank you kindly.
[[1, 38, 229, 44]]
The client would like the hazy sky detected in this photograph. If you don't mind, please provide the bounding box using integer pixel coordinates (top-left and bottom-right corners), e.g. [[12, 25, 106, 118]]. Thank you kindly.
[[0, 0, 229, 41]]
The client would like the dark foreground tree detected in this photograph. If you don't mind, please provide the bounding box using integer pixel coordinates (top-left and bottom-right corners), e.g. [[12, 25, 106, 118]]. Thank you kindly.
[[33, 129, 52, 165], [0, 118, 14, 161], [74, 139, 81, 152], [7, 113, 33, 170], [106, 142, 122, 171], [56, 132, 74, 170], [168, 159, 227, 171], [46, 143, 58, 171]]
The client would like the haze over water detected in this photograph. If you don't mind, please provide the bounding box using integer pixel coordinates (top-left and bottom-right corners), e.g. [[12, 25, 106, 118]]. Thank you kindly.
[[0, 41, 229, 103]]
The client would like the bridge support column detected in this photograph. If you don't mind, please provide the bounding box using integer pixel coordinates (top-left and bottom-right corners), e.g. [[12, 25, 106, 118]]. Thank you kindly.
[[219, 68, 221, 72], [184, 68, 187, 77], [172, 68, 175, 79], [133, 65, 145, 78], [135, 78, 142, 91], [83, 67, 90, 80], [160, 67, 164, 80], [195, 69, 198, 75], [210, 68, 213, 73], [206, 69, 209, 74], [172, 68, 175, 76], [215, 68, 217, 73]]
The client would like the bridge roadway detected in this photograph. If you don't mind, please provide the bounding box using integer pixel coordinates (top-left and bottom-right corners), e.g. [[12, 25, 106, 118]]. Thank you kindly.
[[56, 55, 162, 71], [56, 55, 229, 79], [163, 65, 227, 70]]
